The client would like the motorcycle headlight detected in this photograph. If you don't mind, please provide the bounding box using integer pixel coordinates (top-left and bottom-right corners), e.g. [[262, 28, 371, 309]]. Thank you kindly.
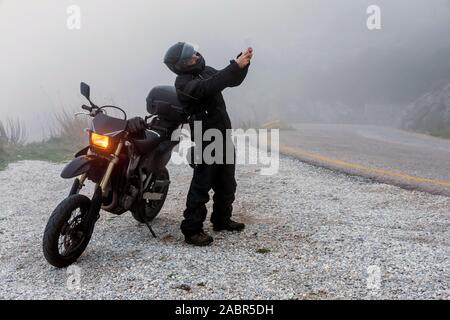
[[90, 132, 110, 149]]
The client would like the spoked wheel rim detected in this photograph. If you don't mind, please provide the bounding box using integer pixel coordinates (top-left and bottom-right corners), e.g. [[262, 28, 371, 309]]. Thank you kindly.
[[145, 180, 168, 212], [140, 170, 169, 221], [57, 208, 87, 257]]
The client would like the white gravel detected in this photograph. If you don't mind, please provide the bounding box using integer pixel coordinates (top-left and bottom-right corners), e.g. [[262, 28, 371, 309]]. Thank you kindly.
[[0, 149, 449, 299]]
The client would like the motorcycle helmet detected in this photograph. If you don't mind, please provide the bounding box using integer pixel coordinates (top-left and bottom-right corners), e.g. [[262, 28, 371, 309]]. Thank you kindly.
[[163, 42, 205, 75]]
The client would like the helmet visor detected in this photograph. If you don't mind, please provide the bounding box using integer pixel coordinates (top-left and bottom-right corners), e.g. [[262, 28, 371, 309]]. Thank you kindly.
[[179, 42, 199, 63]]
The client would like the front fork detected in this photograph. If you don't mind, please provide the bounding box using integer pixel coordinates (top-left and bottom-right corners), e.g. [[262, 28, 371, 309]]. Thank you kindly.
[[69, 173, 87, 196], [69, 140, 124, 196], [99, 140, 124, 194], [72, 140, 124, 232]]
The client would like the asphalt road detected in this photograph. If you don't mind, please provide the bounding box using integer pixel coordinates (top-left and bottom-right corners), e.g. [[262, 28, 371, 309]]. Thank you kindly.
[[280, 124, 450, 196]]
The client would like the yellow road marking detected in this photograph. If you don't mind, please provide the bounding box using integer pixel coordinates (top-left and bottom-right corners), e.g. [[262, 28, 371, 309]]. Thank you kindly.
[[279, 144, 450, 188]]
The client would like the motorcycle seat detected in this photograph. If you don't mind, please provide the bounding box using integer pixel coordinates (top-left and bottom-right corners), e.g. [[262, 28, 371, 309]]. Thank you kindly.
[[132, 129, 164, 154]]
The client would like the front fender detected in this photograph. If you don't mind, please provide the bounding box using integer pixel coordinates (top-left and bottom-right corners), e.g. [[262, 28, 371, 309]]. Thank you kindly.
[[74, 146, 89, 157], [61, 155, 101, 179]]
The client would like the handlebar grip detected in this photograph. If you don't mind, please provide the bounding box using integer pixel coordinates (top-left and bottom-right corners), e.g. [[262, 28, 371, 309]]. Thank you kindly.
[[144, 116, 151, 128], [81, 104, 92, 112]]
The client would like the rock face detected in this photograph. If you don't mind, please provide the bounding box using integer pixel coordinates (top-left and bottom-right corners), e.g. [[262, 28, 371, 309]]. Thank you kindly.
[[401, 83, 450, 134]]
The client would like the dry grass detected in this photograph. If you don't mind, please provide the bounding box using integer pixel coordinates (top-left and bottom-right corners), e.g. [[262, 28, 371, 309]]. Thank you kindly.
[[0, 118, 27, 169], [0, 109, 89, 170], [0, 118, 27, 146], [45, 109, 89, 147]]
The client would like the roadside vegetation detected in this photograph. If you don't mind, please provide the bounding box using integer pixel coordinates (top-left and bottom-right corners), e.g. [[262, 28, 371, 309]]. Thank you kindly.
[[428, 124, 450, 139], [0, 107, 295, 171], [231, 106, 294, 131], [0, 110, 88, 171]]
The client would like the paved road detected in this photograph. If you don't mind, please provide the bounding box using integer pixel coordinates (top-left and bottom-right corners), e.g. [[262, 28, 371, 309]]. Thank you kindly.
[[280, 124, 450, 196]]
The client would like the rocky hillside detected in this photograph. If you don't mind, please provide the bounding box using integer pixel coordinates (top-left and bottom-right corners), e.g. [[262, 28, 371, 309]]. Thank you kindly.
[[401, 82, 450, 138]]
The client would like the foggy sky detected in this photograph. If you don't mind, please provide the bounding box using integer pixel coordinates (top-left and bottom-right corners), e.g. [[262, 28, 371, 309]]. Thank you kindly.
[[1, 0, 450, 140]]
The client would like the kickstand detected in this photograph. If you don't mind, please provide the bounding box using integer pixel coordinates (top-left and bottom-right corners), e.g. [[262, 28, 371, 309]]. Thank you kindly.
[[145, 221, 157, 238]]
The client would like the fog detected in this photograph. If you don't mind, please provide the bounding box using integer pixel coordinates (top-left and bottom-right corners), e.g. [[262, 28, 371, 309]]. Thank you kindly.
[[1, 0, 450, 140]]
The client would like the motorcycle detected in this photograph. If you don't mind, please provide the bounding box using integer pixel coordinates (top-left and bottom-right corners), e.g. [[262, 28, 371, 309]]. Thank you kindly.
[[43, 82, 188, 268]]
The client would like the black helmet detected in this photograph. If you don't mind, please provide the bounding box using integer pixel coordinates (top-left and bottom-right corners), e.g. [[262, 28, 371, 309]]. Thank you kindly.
[[163, 42, 205, 75]]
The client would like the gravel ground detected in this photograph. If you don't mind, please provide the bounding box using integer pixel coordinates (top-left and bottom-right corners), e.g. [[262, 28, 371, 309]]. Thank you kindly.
[[0, 148, 448, 299]]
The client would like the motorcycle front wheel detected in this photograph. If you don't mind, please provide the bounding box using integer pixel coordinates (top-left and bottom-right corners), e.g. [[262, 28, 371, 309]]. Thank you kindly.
[[43, 194, 93, 268]]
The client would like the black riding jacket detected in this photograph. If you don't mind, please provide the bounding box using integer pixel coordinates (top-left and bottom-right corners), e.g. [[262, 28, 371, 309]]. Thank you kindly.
[[174, 59, 250, 133]]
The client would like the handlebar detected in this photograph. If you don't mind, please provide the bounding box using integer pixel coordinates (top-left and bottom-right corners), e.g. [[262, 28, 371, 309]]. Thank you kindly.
[[80, 104, 128, 121], [81, 105, 92, 112]]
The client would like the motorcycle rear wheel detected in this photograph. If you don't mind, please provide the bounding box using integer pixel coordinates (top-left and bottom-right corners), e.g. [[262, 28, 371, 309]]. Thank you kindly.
[[131, 168, 169, 223], [43, 194, 93, 268]]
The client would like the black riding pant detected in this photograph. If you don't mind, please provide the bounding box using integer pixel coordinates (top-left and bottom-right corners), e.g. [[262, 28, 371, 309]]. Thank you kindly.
[[181, 161, 236, 236]]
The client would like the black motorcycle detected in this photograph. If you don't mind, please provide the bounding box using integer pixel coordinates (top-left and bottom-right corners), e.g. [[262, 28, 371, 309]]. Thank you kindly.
[[43, 82, 188, 268]]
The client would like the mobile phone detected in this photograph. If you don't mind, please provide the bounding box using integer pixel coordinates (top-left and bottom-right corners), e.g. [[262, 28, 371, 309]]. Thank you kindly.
[[244, 37, 252, 49]]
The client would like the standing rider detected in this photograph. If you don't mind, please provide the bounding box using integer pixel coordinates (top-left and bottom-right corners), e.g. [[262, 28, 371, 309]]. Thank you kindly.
[[163, 42, 253, 246]]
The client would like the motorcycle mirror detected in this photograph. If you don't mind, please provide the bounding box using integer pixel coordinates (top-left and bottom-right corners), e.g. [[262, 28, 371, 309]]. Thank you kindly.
[[80, 82, 90, 100]]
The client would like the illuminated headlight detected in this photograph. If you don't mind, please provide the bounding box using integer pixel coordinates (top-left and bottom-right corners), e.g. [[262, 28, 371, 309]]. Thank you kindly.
[[90, 132, 110, 149]]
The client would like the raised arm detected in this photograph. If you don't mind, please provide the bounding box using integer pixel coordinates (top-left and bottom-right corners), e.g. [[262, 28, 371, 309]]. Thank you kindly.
[[176, 62, 248, 103], [176, 48, 252, 102]]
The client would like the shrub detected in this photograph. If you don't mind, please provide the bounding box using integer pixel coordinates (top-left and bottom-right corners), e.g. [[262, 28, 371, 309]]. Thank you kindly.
[[0, 118, 27, 147], [45, 109, 89, 147]]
